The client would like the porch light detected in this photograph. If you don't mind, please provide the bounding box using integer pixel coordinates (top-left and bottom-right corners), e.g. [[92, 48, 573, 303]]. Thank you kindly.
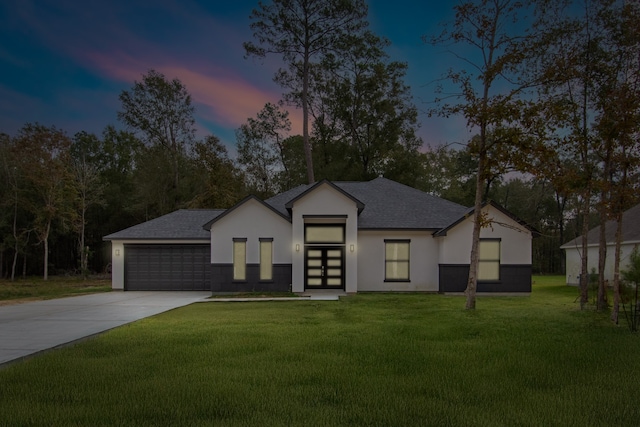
[[295, 244, 300, 252], [115, 249, 120, 256], [350, 244, 355, 252]]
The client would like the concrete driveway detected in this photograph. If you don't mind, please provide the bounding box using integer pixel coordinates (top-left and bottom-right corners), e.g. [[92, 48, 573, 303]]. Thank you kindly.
[[0, 291, 210, 367]]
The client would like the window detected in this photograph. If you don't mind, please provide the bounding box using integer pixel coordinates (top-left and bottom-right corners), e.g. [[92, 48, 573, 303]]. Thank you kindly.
[[478, 239, 500, 281], [305, 225, 345, 244], [260, 238, 273, 281], [385, 240, 410, 281], [233, 238, 246, 281]]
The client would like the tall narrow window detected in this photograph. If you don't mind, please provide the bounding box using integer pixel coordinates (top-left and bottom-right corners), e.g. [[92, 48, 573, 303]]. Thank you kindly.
[[260, 238, 273, 281], [233, 238, 247, 281], [478, 239, 500, 281], [385, 240, 410, 281]]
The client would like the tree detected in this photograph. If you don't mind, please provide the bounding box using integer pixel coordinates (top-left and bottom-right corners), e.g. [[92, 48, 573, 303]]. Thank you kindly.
[[190, 135, 247, 208], [236, 103, 290, 196], [70, 131, 105, 277], [427, 0, 536, 309], [1, 133, 33, 280], [310, 30, 423, 182], [93, 126, 142, 233], [596, 0, 640, 322], [245, 0, 368, 184], [118, 69, 195, 209], [416, 145, 478, 205], [622, 247, 640, 289], [528, 0, 640, 311], [0, 133, 17, 279], [15, 124, 76, 280]]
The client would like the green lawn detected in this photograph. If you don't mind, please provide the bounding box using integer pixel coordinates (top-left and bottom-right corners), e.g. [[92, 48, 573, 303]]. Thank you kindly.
[[1, 276, 639, 426], [0, 276, 111, 303]]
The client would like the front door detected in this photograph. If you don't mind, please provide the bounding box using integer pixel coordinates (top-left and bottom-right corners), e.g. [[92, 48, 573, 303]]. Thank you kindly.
[[304, 247, 344, 289]]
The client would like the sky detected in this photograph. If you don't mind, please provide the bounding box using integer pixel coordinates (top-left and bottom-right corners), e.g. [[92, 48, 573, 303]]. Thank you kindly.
[[0, 0, 470, 152]]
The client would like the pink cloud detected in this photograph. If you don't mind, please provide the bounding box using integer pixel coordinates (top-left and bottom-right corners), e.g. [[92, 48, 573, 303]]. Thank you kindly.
[[15, 0, 304, 139], [82, 51, 303, 136]]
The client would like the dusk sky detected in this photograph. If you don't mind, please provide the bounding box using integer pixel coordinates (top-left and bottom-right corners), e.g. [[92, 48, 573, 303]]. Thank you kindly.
[[0, 0, 471, 152]]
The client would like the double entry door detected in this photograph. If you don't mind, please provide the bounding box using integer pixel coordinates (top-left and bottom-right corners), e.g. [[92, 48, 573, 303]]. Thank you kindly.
[[304, 247, 345, 289], [304, 224, 346, 290]]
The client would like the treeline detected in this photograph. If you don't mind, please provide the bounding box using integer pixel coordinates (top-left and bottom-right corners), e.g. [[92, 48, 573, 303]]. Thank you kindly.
[[0, 117, 595, 281], [0, 123, 242, 279]]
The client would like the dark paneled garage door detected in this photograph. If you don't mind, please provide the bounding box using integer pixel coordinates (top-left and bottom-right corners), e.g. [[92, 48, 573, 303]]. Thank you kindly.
[[124, 244, 211, 291]]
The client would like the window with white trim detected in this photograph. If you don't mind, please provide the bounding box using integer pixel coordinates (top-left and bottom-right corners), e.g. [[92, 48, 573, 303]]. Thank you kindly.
[[385, 240, 410, 281], [233, 238, 247, 281], [478, 239, 500, 281], [260, 238, 273, 281]]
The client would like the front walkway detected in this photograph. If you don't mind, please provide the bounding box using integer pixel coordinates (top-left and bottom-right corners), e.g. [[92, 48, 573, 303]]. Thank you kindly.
[[0, 291, 210, 367]]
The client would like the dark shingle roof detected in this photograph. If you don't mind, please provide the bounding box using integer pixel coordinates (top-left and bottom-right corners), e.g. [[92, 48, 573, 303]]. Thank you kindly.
[[103, 209, 224, 240], [561, 203, 640, 248], [265, 177, 468, 230], [104, 178, 476, 240]]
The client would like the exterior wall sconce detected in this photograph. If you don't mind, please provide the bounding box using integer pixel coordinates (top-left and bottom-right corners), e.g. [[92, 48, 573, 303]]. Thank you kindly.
[[350, 244, 355, 252], [115, 249, 120, 256], [295, 244, 300, 252]]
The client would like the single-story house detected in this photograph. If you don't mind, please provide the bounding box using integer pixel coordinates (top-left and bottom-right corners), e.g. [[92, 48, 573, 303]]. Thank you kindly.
[[104, 177, 536, 293], [561, 203, 640, 285]]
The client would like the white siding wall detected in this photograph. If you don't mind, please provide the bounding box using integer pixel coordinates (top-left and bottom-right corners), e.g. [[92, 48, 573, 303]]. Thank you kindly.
[[111, 240, 125, 290], [439, 205, 533, 265], [290, 184, 359, 293], [210, 199, 292, 265], [564, 242, 638, 285], [357, 230, 439, 292]]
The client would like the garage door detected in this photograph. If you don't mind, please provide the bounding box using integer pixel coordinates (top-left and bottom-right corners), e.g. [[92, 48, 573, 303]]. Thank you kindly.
[[124, 244, 211, 291]]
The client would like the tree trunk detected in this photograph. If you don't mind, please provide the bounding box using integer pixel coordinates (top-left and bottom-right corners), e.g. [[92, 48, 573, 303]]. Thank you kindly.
[[555, 191, 568, 274], [597, 201, 608, 311], [302, 50, 315, 184], [79, 200, 87, 279], [11, 247, 18, 282], [465, 150, 486, 310], [611, 209, 623, 323], [11, 184, 18, 281], [579, 193, 591, 309], [43, 221, 51, 281]]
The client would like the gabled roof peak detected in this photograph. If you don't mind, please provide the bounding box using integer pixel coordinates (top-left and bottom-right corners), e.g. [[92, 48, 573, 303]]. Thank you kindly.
[[284, 179, 365, 213], [203, 194, 291, 230], [433, 200, 540, 237]]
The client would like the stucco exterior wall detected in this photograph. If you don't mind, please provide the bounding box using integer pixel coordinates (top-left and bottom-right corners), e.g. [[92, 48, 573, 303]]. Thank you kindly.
[[209, 199, 292, 265], [290, 184, 359, 293], [563, 242, 639, 285], [357, 230, 439, 292], [438, 205, 533, 265]]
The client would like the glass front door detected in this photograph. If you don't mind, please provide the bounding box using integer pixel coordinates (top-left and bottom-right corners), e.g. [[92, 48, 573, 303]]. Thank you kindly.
[[304, 247, 344, 289]]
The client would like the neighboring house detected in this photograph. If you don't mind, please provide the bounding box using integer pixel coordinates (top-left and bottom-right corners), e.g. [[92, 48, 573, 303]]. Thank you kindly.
[[560, 203, 640, 285], [104, 178, 536, 293]]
